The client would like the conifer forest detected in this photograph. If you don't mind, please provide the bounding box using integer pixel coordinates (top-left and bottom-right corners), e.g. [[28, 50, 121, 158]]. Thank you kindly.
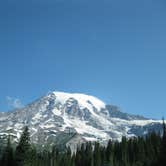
[[0, 123, 166, 166]]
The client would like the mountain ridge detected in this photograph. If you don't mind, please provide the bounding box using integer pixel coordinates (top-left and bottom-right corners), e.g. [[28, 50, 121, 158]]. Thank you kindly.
[[0, 91, 162, 147]]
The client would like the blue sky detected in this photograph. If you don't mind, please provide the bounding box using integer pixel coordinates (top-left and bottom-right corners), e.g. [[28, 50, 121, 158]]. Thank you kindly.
[[0, 0, 166, 119]]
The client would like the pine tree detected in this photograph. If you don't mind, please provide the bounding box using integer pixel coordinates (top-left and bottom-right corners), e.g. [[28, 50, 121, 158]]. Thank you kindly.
[[93, 142, 101, 166], [85, 142, 93, 166], [15, 126, 31, 166], [75, 147, 82, 166], [121, 136, 129, 166], [71, 154, 76, 166], [157, 119, 166, 166], [1, 135, 15, 166], [51, 145, 58, 166], [105, 139, 113, 165], [25, 145, 38, 166]]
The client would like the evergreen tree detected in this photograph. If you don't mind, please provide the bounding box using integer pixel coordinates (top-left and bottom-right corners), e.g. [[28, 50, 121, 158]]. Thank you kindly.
[[121, 136, 128, 166], [85, 142, 93, 166], [71, 154, 76, 166], [24, 145, 38, 166], [51, 145, 58, 166], [0, 125, 164, 166], [1, 135, 15, 166], [15, 126, 31, 166], [105, 140, 113, 165], [75, 147, 82, 166], [157, 119, 166, 166], [93, 142, 101, 166]]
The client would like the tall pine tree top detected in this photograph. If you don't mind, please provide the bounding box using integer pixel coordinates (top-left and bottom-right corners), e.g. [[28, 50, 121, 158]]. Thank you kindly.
[[15, 126, 31, 166]]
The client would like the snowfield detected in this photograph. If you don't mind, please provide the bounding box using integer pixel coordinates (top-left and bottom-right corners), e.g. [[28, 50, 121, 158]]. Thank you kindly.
[[0, 91, 162, 145]]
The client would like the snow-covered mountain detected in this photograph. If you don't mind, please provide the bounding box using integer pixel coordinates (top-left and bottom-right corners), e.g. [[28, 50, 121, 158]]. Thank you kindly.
[[0, 91, 162, 147]]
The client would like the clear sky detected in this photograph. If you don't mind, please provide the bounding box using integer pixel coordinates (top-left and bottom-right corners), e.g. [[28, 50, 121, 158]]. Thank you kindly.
[[0, 0, 166, 119]]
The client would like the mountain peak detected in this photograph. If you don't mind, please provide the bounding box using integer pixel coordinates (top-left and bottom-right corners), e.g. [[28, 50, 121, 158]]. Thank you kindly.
[[49, 91, 106, 111], [0, 91, 162, 147]]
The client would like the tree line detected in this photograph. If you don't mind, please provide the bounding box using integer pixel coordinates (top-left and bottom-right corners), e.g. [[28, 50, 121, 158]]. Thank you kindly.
[[0, 122, 166, 166]]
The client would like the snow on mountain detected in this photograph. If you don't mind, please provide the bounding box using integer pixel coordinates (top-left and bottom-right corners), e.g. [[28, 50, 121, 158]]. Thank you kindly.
[[52, 92, 106, 111], [0, 91, 162, 147]]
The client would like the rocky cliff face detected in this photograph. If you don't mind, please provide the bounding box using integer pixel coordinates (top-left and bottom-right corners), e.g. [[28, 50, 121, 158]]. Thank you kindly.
[[0, 91, 162, 147]]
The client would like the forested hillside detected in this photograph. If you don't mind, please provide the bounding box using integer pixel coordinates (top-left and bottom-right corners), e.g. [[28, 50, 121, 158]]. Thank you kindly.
[[0, 123, 166, 166]]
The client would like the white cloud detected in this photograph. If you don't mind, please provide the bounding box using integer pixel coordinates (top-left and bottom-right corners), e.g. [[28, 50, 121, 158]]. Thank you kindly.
[[6, 96, 23, 109]]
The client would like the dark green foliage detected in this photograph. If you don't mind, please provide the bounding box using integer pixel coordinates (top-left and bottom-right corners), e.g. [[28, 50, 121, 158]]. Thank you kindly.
[[0, 125, 166, 166], [0, 136, 15, 166], [15, 126, 31, 166], [93, 142, 101, 166], [156, 119, 166, 166]]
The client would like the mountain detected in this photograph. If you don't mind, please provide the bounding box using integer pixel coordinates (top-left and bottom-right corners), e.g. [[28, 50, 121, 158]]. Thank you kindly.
[[0, 91, 162, 148]]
